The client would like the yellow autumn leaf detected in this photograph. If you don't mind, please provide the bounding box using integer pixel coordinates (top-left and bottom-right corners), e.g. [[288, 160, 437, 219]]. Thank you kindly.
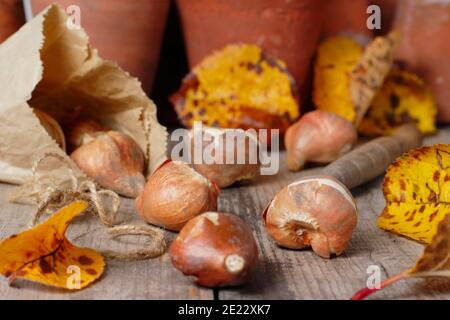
[[170, 43, 299, 133], [378, 145, 450, 243], [359, 69, 437, 137], [353, 213, 450, 299], [313, 36, 362, 122], [314, 32, 399, 126], [0, 200, 104, 290], [410, 213, 450, 277]]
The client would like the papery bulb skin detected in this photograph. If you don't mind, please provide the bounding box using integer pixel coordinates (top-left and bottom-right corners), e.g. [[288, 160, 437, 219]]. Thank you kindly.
[[170, 212, 258, 287], [189, 127, 261, 188], [67, 119, 107, 152], [285, 110, 357, 171], [135, 160, 219, 231], [263, 176, 358, 258], [33, 109, 66, 151], [71, 131, 145, 198]]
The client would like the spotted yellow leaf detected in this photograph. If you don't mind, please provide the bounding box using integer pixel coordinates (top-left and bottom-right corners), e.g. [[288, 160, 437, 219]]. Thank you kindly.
[[170, 43, 300, 133], [314, 32, 399, 126], [359, 69, 437, 137], [313, 36, 362, 122], [0, 200, 104, 290], [354, 213, 450, 299], [378, 145, 450, 243], [410, 213, 450, 277]]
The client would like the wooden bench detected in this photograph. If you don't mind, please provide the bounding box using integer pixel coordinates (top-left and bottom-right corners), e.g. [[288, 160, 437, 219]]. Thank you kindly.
[[1, 129, 450, 300]]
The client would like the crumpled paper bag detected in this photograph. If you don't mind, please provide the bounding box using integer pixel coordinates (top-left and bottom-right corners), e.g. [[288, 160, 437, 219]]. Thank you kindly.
[[0, 4, 167, 201]]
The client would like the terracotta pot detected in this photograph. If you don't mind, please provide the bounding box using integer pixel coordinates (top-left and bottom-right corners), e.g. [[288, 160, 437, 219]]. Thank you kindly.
[[31, 0, 170, 94], [370, 0, 398, 35], [0, 0, 25, 43], [321, 0, 372, 44], [152, 4, 189, 126], [176, 0, 323, 99], [393, 0, 450, 122]]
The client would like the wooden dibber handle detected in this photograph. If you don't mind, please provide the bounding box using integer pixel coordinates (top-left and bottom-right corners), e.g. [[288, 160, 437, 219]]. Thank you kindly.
[[322, 124, 423, 189]]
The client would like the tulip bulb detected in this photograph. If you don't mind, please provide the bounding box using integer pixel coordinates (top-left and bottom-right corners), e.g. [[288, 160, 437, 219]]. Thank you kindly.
[[67, 119, 107, 152], [135, 160, 219, 231], [33, 109, 66, 151], [71, 131, 145, 198], [285, 110, 357, 171], [189, 127, 261, 188], [263, 176, 358, 258], [170, 212, 258, 287]]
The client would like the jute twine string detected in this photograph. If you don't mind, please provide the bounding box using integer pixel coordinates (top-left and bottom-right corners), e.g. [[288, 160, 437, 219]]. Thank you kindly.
[[29, 153, 166, 261]]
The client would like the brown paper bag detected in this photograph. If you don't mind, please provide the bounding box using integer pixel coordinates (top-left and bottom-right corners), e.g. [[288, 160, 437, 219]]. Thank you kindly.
[[0, 5, 167, 201]]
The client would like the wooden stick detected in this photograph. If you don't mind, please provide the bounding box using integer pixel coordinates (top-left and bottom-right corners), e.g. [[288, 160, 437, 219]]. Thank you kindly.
[[322, 124, 423, 189]]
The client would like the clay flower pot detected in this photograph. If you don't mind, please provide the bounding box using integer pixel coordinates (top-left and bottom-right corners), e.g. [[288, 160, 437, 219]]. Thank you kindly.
[[370, 0, 398, 35], [393, 0, 450, 122], [176, 0, 323, 99], [31, 0, 170, 94], [0, 0, 25, 43], [321, 0, 372, 45]]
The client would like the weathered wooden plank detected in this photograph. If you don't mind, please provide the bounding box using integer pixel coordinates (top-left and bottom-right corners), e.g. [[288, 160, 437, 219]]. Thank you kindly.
[[0, 128, 449, 299], [0, 183, 213, 300], [217, 128, 450, 300]]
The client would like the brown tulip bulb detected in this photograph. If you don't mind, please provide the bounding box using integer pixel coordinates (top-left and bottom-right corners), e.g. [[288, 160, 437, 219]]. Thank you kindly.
[[263, 176, 357, 258], [285, 110, 357, 171], [67, 119, 107, 151], [135, 160, 219, 231], [189, 127, 261, 188], [33, 109, 66, 151], [71, 131, 145, 198], [170, 212, 258, 287]]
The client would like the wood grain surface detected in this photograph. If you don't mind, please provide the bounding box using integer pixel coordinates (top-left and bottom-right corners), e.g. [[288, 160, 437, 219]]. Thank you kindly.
[[0, 129, 449, 300]]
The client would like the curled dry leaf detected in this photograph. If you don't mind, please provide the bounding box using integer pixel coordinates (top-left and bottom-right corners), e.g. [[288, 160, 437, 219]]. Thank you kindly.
[[349, 31, 400, 126], [378, 145, 450, 244], [0, 200, 104, 290], [353, 213, 450, 300], [410, 213, 450, 278], [314, 32, 400, 126], [170, 44, 300, 133], [359, 68, 437, 137]]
